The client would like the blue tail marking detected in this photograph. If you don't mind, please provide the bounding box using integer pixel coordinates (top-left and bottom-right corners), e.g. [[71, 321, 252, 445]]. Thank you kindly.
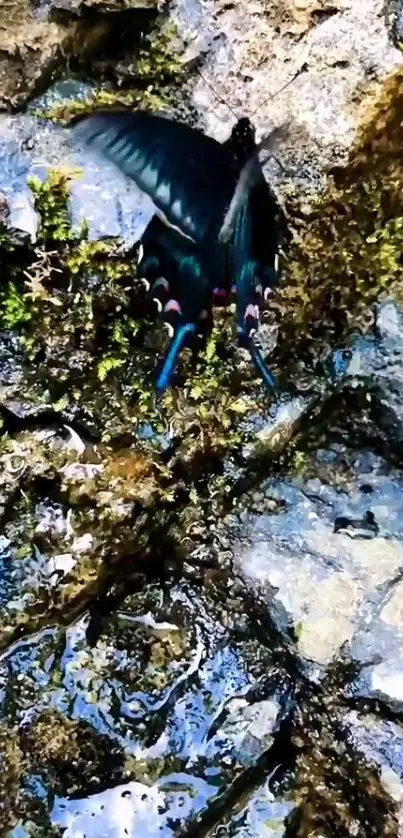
[[238, 329, 276, 392], [248, 340, 276, 391], [156, 323, 196, 392]]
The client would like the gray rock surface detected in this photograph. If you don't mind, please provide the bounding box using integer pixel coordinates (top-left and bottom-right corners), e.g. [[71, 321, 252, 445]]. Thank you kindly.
[[0, 82, 155, 245], [233, 456, 403, 673], [212, 784, 295, 837], [341, 298, 403, 449], [0, 0, 109, 111], [46, 0, 157, 11], [344, 711, 403, 815], [172, 0, 403, 207], [0, 0, 159, 111], [2, 1, 403, 834], [230, 302, 403, 760], [346, 571, 403, 711]]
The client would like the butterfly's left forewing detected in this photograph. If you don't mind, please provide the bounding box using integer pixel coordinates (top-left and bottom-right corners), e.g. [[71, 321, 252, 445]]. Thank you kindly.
[[73, 109, 237, 245]]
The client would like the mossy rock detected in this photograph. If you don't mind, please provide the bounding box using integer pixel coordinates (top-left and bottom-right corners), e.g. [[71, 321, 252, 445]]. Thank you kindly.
[[273, 66, 403, 370]]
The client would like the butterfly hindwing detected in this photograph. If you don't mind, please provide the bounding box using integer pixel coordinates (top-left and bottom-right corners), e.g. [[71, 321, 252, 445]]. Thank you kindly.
[[138, 215, 211, 391], [155, 248, 211, 392], [230, 162, 278, 391]]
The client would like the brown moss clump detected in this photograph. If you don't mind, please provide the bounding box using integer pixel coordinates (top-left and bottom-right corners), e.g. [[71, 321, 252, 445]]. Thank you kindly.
[[0, 723, 23, 833], [274, 66, 403, 367], [22, 711, 124, 797], [291, 699, 399, 837]]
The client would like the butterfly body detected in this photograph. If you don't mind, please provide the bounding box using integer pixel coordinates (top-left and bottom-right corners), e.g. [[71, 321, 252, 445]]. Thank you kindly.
[[73, 109, 281, 391]]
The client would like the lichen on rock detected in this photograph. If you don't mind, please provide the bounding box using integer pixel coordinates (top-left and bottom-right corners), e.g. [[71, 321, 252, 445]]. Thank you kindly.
[[272, 65, 403, 369]]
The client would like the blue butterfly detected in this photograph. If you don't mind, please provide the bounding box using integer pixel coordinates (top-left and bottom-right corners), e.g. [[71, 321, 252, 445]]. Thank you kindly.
[[73, 109, 283, 392]]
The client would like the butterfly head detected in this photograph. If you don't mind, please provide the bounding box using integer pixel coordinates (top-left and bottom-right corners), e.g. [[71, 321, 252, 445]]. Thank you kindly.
[[229, 118, 256, 165]]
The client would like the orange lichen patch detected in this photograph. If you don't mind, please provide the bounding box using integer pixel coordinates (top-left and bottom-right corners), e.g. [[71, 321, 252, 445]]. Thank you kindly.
[[99, 447, 158, 505], [60, 444, 158, 509], [102, 447, 153, 481]]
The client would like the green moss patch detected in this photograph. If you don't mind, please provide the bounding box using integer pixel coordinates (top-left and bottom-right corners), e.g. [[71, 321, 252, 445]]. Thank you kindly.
[[274, 67, 403, 368]]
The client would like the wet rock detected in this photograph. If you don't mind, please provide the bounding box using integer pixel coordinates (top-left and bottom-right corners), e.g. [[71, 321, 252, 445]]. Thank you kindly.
[[51, 776, 217, 836], [1, 4, 403, 834], [390, 0, 403, 44], [204, 691, 291, 776], [242, 391, 323, 464], [212, 783, 295, 837], [346, 574, 403, 713], [0, 427, 161, 649], [23, 710, 125, 795], [338, 297, 403, 454], [232, 443, 403, 676], [0, 192, 10, 224], [0, 582, 293, 834], [291, 694, 398, 836], [343, 711, 403, 832], [0, 722, 22, 834]]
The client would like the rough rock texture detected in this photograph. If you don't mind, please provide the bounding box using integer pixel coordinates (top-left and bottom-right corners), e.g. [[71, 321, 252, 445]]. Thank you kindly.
[[343, 710, 403, 836], [0, 0, 109, 111], [172, 0, 403, 205], [2, 1, 403, 835], [233, 451, 403, 673], [341, 297, 403, 449], [50, 0, 157, 10], [0, 83, 155, 243], [0, 0, 159, 111], [228, 296, 403, 722], [0, 423, 163, 650]]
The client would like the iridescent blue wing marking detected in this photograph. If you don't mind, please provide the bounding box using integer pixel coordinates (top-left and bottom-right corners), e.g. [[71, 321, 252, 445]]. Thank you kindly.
[[73, 109, 238, 245]]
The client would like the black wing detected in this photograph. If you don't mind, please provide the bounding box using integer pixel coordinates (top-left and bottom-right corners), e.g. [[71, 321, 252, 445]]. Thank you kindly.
[[72, 109, 238, 244], [228, 138, 283, 392], [137, 216, 212, 391]]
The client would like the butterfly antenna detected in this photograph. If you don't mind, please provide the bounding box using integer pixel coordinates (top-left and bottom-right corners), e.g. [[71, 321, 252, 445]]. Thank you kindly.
[[249, 59, 308, 120], [195, 68, 240, 121], [195, 43, 308, 126]]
